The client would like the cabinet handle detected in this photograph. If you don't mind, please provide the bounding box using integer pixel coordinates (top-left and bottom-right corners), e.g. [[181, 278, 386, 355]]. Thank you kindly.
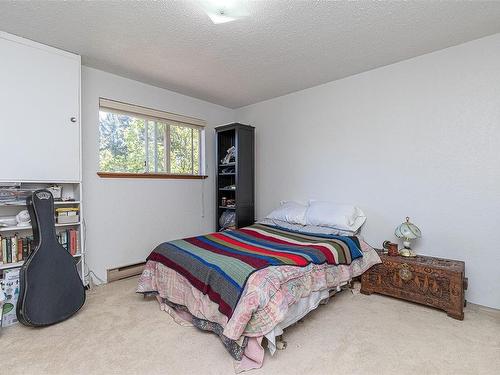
[[70, 117, 77, 123]]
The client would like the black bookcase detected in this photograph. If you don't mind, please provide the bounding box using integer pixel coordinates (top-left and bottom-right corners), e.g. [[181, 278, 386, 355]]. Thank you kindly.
[[215, 123, 255, 231]]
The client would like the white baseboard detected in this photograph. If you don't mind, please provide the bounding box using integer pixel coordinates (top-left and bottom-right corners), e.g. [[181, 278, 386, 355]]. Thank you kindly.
[[107, 262, 145, 282]]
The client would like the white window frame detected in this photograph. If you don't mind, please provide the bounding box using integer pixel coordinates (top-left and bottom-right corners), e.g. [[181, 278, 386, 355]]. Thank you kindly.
[[98, 98, 206, 176]]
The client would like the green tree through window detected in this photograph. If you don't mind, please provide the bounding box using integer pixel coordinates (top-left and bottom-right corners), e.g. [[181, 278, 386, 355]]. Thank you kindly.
[[99, 110, 202, 175]]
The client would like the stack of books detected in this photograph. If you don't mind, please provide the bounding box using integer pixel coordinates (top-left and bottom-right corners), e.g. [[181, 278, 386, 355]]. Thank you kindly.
[[56, 229, 80, 256], [0, 229, 79, 265], [0, 234, 35, 264]]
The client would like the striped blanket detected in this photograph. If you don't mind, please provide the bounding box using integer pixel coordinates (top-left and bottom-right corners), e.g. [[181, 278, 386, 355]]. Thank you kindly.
[[147, 223, 363, 318]]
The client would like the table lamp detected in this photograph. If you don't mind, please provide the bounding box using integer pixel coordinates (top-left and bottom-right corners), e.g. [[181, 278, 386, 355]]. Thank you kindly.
[[395, 216, 422, 257]]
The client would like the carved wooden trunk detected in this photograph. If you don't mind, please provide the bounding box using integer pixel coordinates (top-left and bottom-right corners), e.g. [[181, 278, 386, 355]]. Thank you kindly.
[[361, 251, 467, 320]]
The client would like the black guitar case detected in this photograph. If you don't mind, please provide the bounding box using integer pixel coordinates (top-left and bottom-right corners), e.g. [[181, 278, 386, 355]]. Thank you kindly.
[[16, 190, 85, 326]]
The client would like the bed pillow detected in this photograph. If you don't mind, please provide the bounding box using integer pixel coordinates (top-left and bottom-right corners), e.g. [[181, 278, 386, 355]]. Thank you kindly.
[[258, 218, 358, 236], [305, 201, 366, 232], [264, 201, 308, 225]]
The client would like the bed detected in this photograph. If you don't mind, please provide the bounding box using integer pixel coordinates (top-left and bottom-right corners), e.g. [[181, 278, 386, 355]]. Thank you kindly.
[[137, 222, 381, 372]]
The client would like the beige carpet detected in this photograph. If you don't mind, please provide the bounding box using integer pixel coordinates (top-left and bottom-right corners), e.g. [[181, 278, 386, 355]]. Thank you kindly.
[[1, 277, 499, 375]]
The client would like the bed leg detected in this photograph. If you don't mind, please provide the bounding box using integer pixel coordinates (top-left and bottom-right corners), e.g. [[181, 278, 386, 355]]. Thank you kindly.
[[276, 335, 287, 350]]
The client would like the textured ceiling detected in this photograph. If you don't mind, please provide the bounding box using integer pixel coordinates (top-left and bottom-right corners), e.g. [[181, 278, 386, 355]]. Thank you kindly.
[[1, 1, 500, 108]]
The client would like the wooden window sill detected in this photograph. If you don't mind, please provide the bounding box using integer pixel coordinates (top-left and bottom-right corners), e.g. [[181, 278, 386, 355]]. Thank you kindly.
[[97, 172, 208, 180]]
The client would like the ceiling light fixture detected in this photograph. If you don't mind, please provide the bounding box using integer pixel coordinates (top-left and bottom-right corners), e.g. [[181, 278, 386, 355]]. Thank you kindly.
[[199, 0, 249, 24]]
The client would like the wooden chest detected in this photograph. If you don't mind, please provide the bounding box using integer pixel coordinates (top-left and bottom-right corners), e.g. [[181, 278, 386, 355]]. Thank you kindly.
[[361, 251, 467, 320]]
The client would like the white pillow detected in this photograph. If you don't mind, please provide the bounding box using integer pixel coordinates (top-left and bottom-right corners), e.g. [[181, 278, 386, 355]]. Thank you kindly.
[[265, 201, 307, 225], [305, 201, 366, 232], [258, 218, 357, 236]]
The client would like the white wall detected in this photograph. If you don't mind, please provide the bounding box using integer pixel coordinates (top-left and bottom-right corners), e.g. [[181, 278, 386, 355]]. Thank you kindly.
[[236, 34, 500, 309], [82, 67, 234, 281], [82, 34, 500, 308]]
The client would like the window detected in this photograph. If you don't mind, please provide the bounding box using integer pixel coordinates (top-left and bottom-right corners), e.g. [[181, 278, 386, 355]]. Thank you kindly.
[[98, 99, 205, 178]]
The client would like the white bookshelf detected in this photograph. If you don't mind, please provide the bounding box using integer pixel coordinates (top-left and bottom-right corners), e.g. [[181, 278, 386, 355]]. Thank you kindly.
[[0, 181, 85, 282]]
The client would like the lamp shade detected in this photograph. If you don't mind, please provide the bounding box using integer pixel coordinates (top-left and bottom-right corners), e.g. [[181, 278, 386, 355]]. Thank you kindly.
[[395, 217, 422, 240]]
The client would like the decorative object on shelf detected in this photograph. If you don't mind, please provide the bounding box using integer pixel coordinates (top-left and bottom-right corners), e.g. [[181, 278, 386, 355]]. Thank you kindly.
[[221, 167, 235, 174], [221, 146, 236, 165], [15, 210, 31, 227], [395, 217, 422, 257], [382, 240, 399, 257], [47, 185, 62, 200], [219, 210, 236, 230], [221, 197, 227, 207]]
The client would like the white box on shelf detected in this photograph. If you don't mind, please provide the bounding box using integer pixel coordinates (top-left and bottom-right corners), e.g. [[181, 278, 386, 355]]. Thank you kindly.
[[57, 215, 80, 224]]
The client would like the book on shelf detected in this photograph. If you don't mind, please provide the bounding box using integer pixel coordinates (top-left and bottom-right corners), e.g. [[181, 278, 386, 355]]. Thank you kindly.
[[12, 234, 17, 263], [0, 234, 34, 265], [17, 237, 23, 262], [0, 228, 80, 266], [56, 228, 80, 256], [7, 237, 11, 263]]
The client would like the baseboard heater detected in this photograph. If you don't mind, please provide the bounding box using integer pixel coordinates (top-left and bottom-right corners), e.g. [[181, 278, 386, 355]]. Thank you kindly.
[[107, 262, 146, 282]]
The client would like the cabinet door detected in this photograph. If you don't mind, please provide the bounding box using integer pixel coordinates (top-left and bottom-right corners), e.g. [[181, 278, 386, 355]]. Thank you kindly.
[[0, 36, 80, 182]]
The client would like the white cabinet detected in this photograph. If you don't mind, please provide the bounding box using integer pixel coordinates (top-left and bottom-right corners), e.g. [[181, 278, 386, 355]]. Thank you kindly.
[[0, 32, 81, 182]]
